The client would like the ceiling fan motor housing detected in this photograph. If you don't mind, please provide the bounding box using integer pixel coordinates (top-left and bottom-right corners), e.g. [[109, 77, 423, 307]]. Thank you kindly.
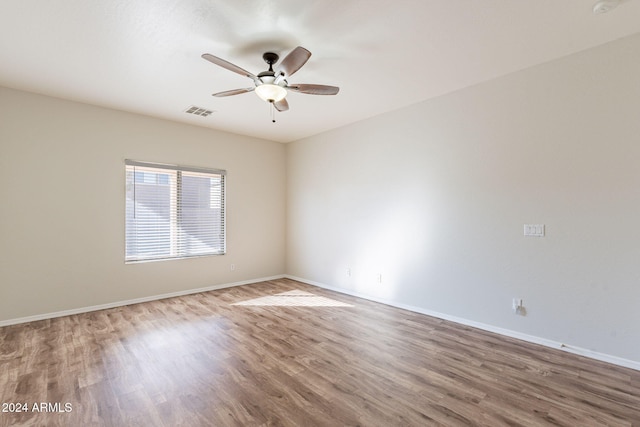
[[257, 52, 287, 102]]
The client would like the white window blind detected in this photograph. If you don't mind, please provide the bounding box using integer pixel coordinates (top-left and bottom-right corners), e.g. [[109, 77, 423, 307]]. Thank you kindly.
[[125, 160, 226, 262]]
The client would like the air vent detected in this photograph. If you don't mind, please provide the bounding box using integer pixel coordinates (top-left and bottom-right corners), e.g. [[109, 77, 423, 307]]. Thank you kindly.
[[184, 105, 214, 117]]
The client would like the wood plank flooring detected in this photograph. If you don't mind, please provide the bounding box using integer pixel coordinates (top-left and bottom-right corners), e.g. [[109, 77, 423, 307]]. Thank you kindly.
[[1, 278, 639, 426]]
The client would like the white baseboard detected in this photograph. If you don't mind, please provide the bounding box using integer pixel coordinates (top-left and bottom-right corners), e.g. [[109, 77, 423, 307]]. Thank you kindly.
[[285, 275, 640, 372], [0, 275, 285, 327]]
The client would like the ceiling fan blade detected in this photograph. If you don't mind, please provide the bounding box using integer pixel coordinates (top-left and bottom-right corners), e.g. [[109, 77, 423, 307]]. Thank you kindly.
[[276, 46, 311, 78], [212, 87, 255, 97], [274, 98, 289, 112], [287, 84, 340, 95], [202, 53, 258, 82]]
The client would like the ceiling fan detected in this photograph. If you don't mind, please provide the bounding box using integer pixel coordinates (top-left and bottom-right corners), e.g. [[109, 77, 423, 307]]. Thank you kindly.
[[201, 46, 339, 117]]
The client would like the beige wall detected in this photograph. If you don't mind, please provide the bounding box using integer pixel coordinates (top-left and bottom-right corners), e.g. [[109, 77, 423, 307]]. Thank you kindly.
[[0, 87, 286, 321], [286, 34, 640, 364]]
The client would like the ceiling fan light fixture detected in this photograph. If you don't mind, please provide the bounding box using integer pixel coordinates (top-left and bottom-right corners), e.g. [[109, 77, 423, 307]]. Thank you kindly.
[[255, 83, 287, 103]]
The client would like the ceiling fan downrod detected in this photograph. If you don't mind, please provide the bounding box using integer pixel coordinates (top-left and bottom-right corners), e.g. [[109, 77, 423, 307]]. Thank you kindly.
[[262, 52, 279, 72]]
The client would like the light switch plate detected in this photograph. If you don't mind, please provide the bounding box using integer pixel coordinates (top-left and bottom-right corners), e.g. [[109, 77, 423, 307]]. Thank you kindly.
[[524, 224, 545, 237]]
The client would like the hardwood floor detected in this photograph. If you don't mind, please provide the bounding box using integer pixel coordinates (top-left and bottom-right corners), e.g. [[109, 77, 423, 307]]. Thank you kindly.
[[1, 278, 639, 426]]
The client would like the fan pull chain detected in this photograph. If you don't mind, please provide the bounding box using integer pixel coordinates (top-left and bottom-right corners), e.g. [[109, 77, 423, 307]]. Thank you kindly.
[[270, 101, 276, 123]]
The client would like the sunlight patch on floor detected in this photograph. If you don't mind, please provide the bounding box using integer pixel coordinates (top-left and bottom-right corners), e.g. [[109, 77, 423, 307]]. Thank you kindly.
[[232, 290, 353, 307]]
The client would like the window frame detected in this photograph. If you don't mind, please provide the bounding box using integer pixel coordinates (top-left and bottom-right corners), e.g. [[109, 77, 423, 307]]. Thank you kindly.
[[125, 159, 226, 263]]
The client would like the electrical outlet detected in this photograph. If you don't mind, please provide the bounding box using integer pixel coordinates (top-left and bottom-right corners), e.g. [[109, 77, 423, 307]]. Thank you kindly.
[[346, 268, 351, 277], [230, 264, 236, 271], [512, 298, 523, 314], [377, 274, 382, 283]]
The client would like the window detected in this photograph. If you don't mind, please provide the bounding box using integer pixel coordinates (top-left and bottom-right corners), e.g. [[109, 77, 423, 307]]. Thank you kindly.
[[125, 160, 226, 262]]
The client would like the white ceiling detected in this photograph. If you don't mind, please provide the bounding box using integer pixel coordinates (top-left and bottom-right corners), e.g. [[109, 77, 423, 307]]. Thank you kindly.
[[1, 1, 639, 143]]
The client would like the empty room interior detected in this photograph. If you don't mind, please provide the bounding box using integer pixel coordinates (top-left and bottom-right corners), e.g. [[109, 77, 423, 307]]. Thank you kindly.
[[1, 1, 640, 425]]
